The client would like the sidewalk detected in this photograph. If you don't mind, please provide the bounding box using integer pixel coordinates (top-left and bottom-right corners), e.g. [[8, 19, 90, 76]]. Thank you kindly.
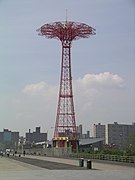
[[21, 154, 135, 171], [0, 155, 135, 180]]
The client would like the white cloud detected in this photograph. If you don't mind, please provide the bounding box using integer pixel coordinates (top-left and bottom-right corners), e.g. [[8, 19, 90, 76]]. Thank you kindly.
[[23, 81, 57, 96], [21, 72, 125, 116], [23, 72, 124, 96], [13, 72, 128, 138], [74, 72, 124, 109], [73, 72, 125, 127], [75, 72, 124, 89]]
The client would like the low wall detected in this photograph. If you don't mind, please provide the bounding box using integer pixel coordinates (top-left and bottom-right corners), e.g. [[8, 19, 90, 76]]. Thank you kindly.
[[24, 147, 72, 157]]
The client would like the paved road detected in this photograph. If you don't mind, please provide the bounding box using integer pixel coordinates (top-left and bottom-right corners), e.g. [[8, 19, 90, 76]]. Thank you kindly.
[[8, 156, 86, 170], [17, 154, 135, 171], [0, 155, 135, 180]]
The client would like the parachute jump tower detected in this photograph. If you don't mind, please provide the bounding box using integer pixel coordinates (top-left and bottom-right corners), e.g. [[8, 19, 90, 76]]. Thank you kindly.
[[37, 20, 96, 151]]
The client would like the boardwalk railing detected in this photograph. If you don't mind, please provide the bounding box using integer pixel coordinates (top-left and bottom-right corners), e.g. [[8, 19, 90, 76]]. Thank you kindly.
[[69, 153, 135, 163], [23, 148, 135, 163]]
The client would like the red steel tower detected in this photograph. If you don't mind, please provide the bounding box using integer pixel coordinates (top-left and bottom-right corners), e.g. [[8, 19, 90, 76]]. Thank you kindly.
[[37, 20, 96, 151]]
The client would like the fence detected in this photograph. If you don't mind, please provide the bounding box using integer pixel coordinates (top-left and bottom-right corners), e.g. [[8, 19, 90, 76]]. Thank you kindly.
[[69, 153, 135, 163], [22, 148, 135, 163]]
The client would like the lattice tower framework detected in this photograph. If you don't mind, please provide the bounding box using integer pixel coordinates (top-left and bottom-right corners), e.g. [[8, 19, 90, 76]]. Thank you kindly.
[[37, 21, 96, 140]]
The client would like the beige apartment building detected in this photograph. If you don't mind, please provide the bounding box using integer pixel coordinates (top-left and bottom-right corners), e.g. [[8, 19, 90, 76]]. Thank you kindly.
[[93, 123, 105, 138], [93, 123, 105, 143]]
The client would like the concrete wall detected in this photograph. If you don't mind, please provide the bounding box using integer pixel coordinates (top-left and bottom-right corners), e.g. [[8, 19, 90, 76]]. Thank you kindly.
[[23, 147, 72, 157]]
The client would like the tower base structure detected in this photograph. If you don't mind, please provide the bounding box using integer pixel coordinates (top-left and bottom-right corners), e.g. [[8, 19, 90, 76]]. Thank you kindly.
[[52, 137, 79, 152]]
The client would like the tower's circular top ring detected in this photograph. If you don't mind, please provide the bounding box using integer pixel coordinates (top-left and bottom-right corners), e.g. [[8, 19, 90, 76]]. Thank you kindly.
[[37, 21, 96, 42]]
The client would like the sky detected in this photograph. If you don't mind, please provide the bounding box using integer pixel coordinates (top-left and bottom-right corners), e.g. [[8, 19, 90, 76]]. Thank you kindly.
[[0, 0, 135, 139]]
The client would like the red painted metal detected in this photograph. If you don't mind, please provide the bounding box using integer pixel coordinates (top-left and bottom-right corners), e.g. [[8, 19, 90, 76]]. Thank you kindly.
[[37, 21, 96, 141]]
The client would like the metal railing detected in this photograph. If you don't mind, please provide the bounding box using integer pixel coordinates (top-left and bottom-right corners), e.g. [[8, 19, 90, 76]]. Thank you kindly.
[[70, 153, 135, 163]]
